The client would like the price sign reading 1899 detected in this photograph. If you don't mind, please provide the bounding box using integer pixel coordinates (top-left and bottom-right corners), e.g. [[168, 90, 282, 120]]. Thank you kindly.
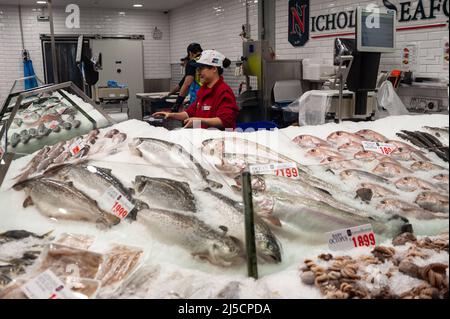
[[327, 224, 376, 251]]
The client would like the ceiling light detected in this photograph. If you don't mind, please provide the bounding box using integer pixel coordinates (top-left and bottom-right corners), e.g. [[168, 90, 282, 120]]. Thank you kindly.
[[133, 4, 143, 8], [36, 1, 47, 4]]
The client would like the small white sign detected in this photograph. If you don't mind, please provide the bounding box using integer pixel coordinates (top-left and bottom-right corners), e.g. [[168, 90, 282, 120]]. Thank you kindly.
[[68, 140, 86, 156], [21, 269, 76, 299], [362, 141, 396, 156], [326, 224, 376, 251], [401, 43, 418, 72], [100, 186, 135, 219], [249, 162, 299, 179]]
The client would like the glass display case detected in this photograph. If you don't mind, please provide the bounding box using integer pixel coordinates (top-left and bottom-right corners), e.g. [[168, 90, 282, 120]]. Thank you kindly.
[[0, 81, 115, 185]]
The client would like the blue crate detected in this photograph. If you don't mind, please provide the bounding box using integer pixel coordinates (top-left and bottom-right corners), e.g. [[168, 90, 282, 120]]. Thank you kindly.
[[237, 121, 279, 131]]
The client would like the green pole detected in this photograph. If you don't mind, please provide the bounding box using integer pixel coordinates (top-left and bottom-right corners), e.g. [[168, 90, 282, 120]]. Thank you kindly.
[[242, 171, 258, 279]]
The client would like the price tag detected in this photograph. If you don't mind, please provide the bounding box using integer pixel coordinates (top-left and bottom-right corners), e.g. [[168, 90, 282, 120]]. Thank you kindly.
[[249, 162, 299, 179], [362, 141, 396, 156], [68, 140, 86, 156], [21, 269, 76, 299], [326, 224, 376, 251], [100, 186, 135, 219]]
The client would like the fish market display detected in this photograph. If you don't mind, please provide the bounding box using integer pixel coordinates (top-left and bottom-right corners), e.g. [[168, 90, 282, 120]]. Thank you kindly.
[[133, 176, 196, 212], [138, 208, 243, 267], [13, 177, 121, 227], [1, 114, 449, 299]]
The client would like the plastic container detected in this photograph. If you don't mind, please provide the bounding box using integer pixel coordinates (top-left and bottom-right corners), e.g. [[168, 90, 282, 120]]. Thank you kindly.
[[237, 121, 279, 131]]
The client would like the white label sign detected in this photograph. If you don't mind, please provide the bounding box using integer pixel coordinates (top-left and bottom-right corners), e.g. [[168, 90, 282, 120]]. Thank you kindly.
[[327, 224, 376, 251], [68, 140, 86, 156], [249, 162, 300, 179], [21, 269, 76, 299], [100, 186, 135, 219], [401, 43, 418, 72], [362, 141, 396, 156]]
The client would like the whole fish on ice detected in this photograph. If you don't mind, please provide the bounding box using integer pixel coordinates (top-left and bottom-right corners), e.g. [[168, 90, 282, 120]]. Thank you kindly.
[[377, 198, 448, 220], [355, 130, 388, 142], [340, 169, 391, 185], [292, 135, 330, 148], [415, 192, 449, 214], [133, 176, 196, 212], [138, 208, 243, 267], [13, 178, 121, 227], [394, 177, 441, 192], [372, 162, 413, 178], [129, 138, 222, 188]]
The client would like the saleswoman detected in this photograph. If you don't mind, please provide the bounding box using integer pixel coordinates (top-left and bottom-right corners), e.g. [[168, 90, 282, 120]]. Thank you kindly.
[[154, 50, 239, 130]]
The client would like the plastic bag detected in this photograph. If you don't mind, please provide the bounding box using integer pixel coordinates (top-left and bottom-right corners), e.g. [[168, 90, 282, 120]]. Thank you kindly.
[[287, 90, 332, 126], [377, 81, 409, 116]]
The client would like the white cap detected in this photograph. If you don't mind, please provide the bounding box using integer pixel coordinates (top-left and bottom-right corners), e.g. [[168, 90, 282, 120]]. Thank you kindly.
[[194, 49, 226, 68]]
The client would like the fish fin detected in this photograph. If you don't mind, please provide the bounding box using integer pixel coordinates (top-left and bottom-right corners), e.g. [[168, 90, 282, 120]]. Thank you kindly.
[[219, 225, 228, 235], [23, 196, 34, 208], [325, 168, 336, 175], [230, 185, 241, 193], [263, 216, 282, 227], [38, 230, 54, 239], [128, 143, 143, 157], [128, 188, 135, 196]]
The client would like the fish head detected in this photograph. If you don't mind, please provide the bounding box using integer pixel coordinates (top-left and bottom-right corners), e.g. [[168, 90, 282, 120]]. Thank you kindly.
[[258, 239, 282, 264], [250, 176, 266, 192], [133, 176, 148, 194], [201, 139, 224, 157], [210, 236, 243, 267], [306, 148, 322, 157], [433, 174, 447, 182]]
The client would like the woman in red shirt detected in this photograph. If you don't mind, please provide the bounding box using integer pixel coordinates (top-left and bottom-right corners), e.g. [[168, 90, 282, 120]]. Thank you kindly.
[[153, 50, 239, 130]]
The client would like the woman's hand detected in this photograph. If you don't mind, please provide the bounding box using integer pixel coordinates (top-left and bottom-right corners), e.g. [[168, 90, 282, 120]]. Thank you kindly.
[[152, 111, 171, 119], [183, 117, 203, 128]]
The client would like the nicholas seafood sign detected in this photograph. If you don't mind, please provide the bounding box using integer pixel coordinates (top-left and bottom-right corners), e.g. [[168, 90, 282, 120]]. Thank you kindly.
[[288, 0, 449, 46]]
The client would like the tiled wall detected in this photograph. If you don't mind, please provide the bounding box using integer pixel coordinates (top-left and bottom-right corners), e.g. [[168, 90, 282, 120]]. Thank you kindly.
[[169, 0, 259, 63], [0, 5, 170, 103], [275, 0, 449, 79]]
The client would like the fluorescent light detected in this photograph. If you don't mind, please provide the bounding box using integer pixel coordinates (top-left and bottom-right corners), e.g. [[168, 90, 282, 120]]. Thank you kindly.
[[133, 4, 143, 7], [36, 1, 47, 4]]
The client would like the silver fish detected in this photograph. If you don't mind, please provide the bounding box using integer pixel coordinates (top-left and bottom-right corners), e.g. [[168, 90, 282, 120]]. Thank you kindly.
[[377, 198, 448, 220], [133, 176, 196, 212], [394, 177, 441, 192], [340, 169, 391, 184], [13, 178, 121, 227], [410, 161, 448, 172], [253, 192, 407, 239], [43, 163, 147, 221], [215, 153, 285, 177], [415, 192, 449, 214], [129, 138, 222, 188], [236, 174, 362, 216], [138, 208, 243, 267]]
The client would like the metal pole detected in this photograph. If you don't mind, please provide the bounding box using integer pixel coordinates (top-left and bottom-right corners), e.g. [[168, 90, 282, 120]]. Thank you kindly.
[[241, 171, 258, 279], [47, 0, 59, 84], [18, 5, 25, 51], [338, 73, 343, 123]]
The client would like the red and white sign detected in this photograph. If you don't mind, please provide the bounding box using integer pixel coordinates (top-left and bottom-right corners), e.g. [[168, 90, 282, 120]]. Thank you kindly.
[[326, 224, 376, 251], [362, 141, 396, 156], [100, 186, 134, 220], [249, 162, 300, 179], [68, 140, 86, 156]]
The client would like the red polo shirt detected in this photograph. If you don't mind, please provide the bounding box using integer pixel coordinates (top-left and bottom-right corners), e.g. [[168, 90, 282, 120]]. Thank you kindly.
[[185, 77, 239, 129]]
